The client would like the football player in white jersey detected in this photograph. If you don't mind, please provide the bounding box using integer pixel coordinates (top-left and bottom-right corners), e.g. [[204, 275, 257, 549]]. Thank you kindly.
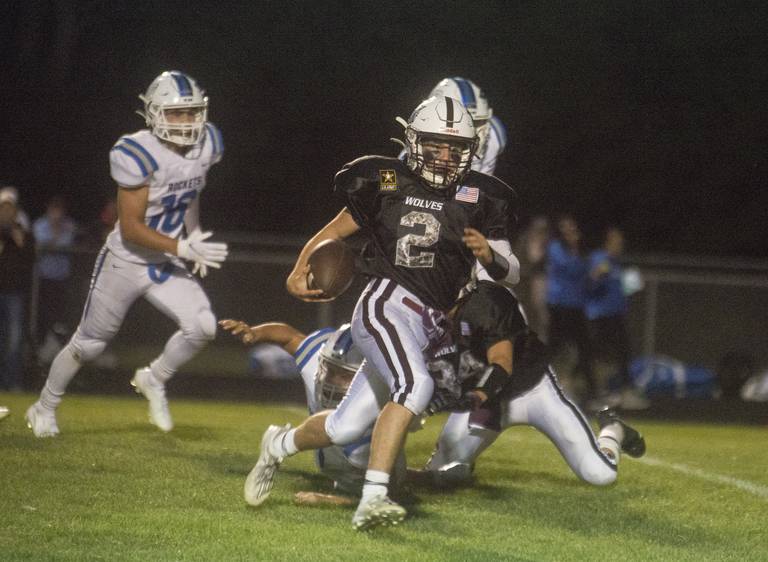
[[26, 71, 228, 437], [399, 77, 508, 176], [220, 319, 406, 505]]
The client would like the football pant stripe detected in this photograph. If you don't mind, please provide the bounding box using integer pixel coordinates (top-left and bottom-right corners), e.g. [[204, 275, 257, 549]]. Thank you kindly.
[[544, 368, 617, 470], [373, 280, 415, 406], [81, 247, 110, 322], [362, 279, 403, 393]]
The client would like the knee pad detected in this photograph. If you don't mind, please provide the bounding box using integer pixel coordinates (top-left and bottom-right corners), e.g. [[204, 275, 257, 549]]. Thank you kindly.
[[68, 335, 107, 363], [324, 410, 369, 446], [184, 309, 217, 342]]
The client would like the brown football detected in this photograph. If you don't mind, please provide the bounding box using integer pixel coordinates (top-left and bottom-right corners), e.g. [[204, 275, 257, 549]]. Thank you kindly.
[[307, 239, 356, 299]]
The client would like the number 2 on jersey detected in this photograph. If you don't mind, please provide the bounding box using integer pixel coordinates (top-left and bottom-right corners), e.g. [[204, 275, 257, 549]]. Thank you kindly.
[[147, 191, 197, 234], [395, 211, 441, 268]]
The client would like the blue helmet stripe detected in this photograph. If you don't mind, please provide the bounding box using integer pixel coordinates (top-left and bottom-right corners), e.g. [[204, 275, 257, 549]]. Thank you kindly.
[[121, 138, 159, 171], [113, 146, 149, 178], [453, 77, 476, 107], [171, 72, 193, 97]]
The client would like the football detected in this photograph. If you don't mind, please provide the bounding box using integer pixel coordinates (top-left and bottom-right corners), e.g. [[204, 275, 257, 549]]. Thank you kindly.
[[307, 239, 356, 299]]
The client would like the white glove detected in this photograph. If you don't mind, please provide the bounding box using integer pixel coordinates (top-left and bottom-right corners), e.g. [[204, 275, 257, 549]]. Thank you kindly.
[[177, 229, 228, 277]]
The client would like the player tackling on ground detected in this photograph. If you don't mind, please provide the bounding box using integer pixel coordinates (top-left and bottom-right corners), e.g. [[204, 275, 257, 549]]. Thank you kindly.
[[246, 96, 519, 530], [26, 71, 228, 437], [421, 280, 646, 488]]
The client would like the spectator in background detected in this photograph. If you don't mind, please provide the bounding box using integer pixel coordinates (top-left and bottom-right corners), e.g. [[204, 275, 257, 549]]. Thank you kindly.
[[33, 197, 77, 334], [0, 186, 30, 231], [514, 216, 551, 339], [0, 188, 35, 391], [85, 198, 118, 245], [545, 215, 596, 403], [586, 227, 649, 410]]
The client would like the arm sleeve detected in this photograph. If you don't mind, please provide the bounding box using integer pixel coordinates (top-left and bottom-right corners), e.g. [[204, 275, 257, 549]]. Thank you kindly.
[[333, 158, 380, 228], [475, 239, 520, 286]]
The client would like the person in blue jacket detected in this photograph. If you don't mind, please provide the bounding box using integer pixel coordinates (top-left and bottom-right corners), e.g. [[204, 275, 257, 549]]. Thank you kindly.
[[586, 226, 649, 409], [545, 215, 596, 402]]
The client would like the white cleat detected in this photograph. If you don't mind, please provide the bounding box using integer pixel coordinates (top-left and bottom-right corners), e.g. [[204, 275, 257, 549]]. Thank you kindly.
[[352, 495, 407, 531], [244, 424, 291, 506], [25, 403, 60, 438], [0, 406, 9, 421], [131, 367, 173, 432]]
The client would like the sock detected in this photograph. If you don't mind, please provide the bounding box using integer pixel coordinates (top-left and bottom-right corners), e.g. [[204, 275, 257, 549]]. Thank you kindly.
[[598, 435, 621, 463], [598, 423, 624, 463], [39, 345, 83, 411], [361, 469, 390, 501], [272, 428, 299, 458]]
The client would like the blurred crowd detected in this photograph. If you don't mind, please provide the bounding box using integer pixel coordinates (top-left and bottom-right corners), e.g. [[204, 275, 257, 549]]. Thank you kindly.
[[0, 185, 116, 391], [513, 214, 768, 408]]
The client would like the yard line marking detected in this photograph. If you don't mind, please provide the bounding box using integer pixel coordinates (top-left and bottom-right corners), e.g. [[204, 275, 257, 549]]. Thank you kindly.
[[635, 456, 768, 500]]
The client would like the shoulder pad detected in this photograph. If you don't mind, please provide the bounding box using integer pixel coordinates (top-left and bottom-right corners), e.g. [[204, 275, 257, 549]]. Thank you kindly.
[[111, 134, 159, 179], [204, 123, 224, 157]]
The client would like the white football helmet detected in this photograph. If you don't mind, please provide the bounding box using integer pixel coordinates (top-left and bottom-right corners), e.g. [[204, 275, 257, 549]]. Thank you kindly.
[[138, 71, 208, 146], [429, 77, 493, 160], [401, 96, 477, 190], [315, 324, 364, 409]]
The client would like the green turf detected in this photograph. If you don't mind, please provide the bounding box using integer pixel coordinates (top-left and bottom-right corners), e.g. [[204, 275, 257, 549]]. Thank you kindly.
[[1, 392, 765, 561]]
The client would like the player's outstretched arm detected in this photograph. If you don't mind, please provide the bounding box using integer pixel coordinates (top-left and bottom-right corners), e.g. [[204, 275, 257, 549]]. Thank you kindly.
[[219, 320, 306, 354], [286, 208, 360, 302], [463, 228, 520, 286]]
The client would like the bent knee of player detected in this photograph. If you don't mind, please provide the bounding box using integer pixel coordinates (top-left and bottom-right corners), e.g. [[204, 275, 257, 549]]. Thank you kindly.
[[324, 410, 368, 446], [69, 333, 108, 363], [399, 376, 435, 416], [577, 457, 617, 486], [182, 308, 217, 342]]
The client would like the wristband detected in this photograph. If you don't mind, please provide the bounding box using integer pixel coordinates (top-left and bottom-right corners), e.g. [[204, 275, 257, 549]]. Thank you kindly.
[[474, 363, 509, 398], [484, 248, 509, 280]]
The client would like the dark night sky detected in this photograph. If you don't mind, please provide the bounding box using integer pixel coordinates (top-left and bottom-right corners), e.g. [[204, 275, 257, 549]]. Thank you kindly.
[[2, 1, 766, 257]]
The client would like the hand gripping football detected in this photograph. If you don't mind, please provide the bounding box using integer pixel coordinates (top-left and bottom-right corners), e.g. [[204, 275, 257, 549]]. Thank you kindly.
[[307, 239, 356, 299]]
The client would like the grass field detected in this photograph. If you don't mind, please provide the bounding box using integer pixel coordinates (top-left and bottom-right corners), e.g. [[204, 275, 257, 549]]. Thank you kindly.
[[1, 392, 766, 561]]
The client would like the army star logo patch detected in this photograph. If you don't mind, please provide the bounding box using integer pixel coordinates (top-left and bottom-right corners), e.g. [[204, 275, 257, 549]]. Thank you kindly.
[[379, 169, 398, 190]]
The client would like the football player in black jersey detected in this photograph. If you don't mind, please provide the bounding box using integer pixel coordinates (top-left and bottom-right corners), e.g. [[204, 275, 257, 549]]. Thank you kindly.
[[243, 96, 519, 530], [423, 280, 646, 488]]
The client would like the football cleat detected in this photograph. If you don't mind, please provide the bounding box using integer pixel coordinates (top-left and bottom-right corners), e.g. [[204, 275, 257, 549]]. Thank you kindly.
[[352, 495, 406, 531], [244, 424, 291, 506], [25, 402, 60, 438], [0, 406, 9, 421], [131, 367, 173, 432], [597, 407, 646, 458]]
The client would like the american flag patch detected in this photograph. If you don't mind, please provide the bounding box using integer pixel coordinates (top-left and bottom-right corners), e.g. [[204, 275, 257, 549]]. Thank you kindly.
[[455, 185, 479, 203]]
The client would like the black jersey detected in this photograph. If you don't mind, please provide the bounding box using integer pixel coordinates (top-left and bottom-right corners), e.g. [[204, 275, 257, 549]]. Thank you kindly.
[[455, 281, 550, 398], [334, 155, 514, 311]]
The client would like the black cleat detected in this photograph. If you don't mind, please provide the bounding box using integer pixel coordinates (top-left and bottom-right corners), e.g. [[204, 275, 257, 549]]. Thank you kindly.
[[597, 407, 646, 458]]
